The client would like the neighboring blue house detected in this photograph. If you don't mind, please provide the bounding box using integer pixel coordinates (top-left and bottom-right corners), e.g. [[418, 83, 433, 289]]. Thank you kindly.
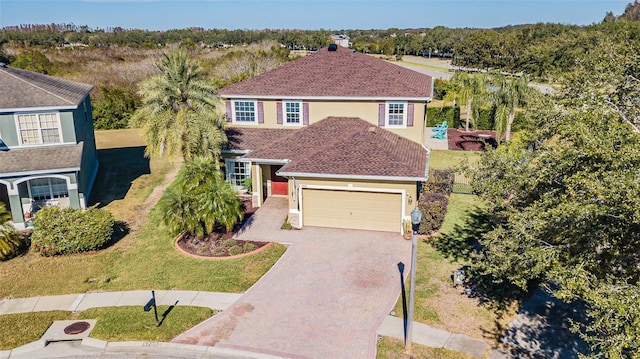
[[0, 64, 99, 230]]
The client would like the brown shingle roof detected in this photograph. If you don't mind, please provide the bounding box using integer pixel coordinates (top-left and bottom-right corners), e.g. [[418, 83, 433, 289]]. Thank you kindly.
[[218, 47, 432, 99], [0, 65, 93, 110], [0, 143, 83, 177], [242, 117, 428, 180], [224, 127, 293, 153]]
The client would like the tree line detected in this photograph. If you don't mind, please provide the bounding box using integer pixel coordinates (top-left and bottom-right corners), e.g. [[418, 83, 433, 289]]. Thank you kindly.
[[3, 1, 640, 82]]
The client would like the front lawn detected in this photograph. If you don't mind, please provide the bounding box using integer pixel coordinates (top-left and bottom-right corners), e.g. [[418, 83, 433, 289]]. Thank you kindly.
[[387, 149, 513, 348], [377, 336, 473, 359], [0, 129, 286, 298], [0, 306, 213, 350]]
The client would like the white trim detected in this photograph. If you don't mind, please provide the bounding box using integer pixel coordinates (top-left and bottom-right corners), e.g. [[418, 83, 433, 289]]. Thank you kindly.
[[14, 112, 64, 146], [224, 158, 251, 190], [299, 184, 406, 234], [222, 95, 433, 101], [282, 100, 303, 126], [385, 101, 408, 128], [245, 158, 289, 165], [1, 105, 80, 112], [0, 167, 81, 178], [277, 171, 426, 182], [3, 141, 77, 149], [231, 99, 258, 125], [221, 149, 251, 154]]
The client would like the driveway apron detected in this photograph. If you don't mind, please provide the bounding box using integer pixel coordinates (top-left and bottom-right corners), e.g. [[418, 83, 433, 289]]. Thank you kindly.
[[173, 200, 411, 359]]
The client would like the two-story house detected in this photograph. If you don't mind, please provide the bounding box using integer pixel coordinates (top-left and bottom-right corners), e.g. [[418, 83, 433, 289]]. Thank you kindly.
[[218, 45, 432, 233], [0, 64, 99, 230]]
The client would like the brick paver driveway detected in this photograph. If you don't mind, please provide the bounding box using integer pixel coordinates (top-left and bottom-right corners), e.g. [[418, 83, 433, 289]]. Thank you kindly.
[[173, 199, 411, 358]]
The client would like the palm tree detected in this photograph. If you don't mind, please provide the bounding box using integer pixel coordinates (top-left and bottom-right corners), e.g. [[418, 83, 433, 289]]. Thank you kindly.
[[0, 203, 21, 261], [491, 74, 532, 142], [448, 72, 487, 131], [158, 158, 244, 237], [130, 51, 227, 161]]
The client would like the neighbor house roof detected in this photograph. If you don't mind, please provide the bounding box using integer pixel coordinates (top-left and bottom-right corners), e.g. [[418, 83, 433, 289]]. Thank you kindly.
[[0, 65, 93, 111], [218, 46, 433, 100], [0, 143, 84, 178], [238, 117, 428, 181]]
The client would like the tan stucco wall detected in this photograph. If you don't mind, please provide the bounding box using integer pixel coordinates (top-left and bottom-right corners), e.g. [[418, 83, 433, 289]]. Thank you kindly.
[[287, 176, 418, 220], [228, 99, 427, 145]]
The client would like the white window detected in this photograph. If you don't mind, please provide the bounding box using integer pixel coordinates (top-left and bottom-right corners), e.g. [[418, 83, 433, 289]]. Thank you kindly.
[[233, 100, 257, 123], [386, 102, 407, 127], [284, 101, 302, 125], [29, 178, 68, 201], [16, 113, 62, 145], [225, 160, 251, 188]]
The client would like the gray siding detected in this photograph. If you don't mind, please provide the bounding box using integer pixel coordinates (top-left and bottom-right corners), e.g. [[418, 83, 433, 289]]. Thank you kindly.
[[0, 113, 18, 147]]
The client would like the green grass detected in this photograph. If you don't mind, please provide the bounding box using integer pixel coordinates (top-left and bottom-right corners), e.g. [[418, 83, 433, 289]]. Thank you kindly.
[[0, 311, 72, 349], [377, 336, 473, 359], [0, 129, 286, 298], [429, 150, 481, 170], [78, 306, 213, 342], [0, 306, 213, 350], [396, 60, 453, 73], [390, 150, 501, 341]]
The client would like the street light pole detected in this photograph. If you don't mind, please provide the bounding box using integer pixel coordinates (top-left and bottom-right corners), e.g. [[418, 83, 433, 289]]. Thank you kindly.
[[406, 207, 422, 353]]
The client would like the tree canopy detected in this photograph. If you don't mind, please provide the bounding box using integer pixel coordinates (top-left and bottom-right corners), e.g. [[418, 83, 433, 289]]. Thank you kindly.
[[130, 51, 227, 161]]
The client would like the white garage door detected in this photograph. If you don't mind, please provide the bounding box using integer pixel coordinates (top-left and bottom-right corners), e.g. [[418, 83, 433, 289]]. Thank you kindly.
[[302, 189, 402, 232]]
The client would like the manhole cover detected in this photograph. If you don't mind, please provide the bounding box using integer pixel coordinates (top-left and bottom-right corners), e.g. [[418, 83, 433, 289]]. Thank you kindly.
[[63, 321, 91, 335]]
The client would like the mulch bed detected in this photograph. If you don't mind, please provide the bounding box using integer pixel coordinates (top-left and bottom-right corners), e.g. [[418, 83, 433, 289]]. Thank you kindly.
[[176, 196, 269, 257], [447, 129, 499, 151]]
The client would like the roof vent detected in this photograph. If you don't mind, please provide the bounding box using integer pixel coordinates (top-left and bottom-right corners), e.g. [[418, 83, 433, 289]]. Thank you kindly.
[[328, 44, 338, 51], [367, 126, 377, 133]]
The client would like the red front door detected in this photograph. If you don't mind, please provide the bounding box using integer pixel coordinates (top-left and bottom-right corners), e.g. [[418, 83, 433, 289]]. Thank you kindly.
[[270, 166, 288, 196]]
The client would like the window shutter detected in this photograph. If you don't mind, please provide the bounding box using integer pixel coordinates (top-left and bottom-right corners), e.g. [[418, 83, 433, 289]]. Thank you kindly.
[[276, 102, 283, 124], [407, 103, 414, 127], [225, 100, 232, 122], [378, 103, 385, 127], [303, 102, 309, 125], [258, 101, 264, 124]]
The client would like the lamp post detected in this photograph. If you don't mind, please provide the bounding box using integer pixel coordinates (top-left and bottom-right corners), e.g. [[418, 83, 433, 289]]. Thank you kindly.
[[406, 207, 422, 352]]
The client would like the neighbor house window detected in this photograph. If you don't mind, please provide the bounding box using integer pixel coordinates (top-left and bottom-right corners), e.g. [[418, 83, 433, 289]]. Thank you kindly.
[[16, 113, 62, 145], [29, 178, 68, 201], [225, 160, 250, 188], [233, 100, 257, 123], [284, 101, 301, 125], [386, 102, 407, 127]]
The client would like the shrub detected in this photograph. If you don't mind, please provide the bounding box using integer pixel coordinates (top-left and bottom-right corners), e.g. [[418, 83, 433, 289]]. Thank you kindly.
[[229, 245, 243, 256], [157, 158, 243, 237], [31, 206, 114, 256], [426, 106, 461, 128], [417, 192, 449, 235], [244, 243, 257, 253], [0, 227, 24, 261], [424, 169, 455, 196], [474, 107, 495, 130], [212, 247, 225, 256], [222, 238, 236, 248]]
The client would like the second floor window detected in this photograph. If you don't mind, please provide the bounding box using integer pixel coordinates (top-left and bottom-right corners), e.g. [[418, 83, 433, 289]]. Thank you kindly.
[[234, 101, 256, 123], [284, 101, 301, 125], [17, 113, 61, 145], [386, 103, 406, 127]]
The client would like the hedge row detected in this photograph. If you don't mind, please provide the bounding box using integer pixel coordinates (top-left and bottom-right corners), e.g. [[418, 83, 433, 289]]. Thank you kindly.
[[416, 169, 455, 235], [427, 106, 527, 131], [31, 206, 114, 256]]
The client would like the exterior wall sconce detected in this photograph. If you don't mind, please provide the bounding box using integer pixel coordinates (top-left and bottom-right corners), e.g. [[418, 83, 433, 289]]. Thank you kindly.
[[407, 194, 413, 205]]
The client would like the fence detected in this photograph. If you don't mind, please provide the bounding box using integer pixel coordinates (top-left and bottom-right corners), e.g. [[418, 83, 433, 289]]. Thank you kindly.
[[430, 169, 473, 194]]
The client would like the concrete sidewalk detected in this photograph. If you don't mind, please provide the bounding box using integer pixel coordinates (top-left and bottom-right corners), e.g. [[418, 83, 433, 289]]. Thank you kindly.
[[0, 290, 241, 315], [0, 290, 492, 358]]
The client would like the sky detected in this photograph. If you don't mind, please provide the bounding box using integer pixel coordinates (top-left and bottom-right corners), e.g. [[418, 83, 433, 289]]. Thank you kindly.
[[0, 0, 633, 31]]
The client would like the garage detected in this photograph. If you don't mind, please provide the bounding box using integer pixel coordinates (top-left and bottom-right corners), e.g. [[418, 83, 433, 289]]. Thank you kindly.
[[301, 189, 402, 232]]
